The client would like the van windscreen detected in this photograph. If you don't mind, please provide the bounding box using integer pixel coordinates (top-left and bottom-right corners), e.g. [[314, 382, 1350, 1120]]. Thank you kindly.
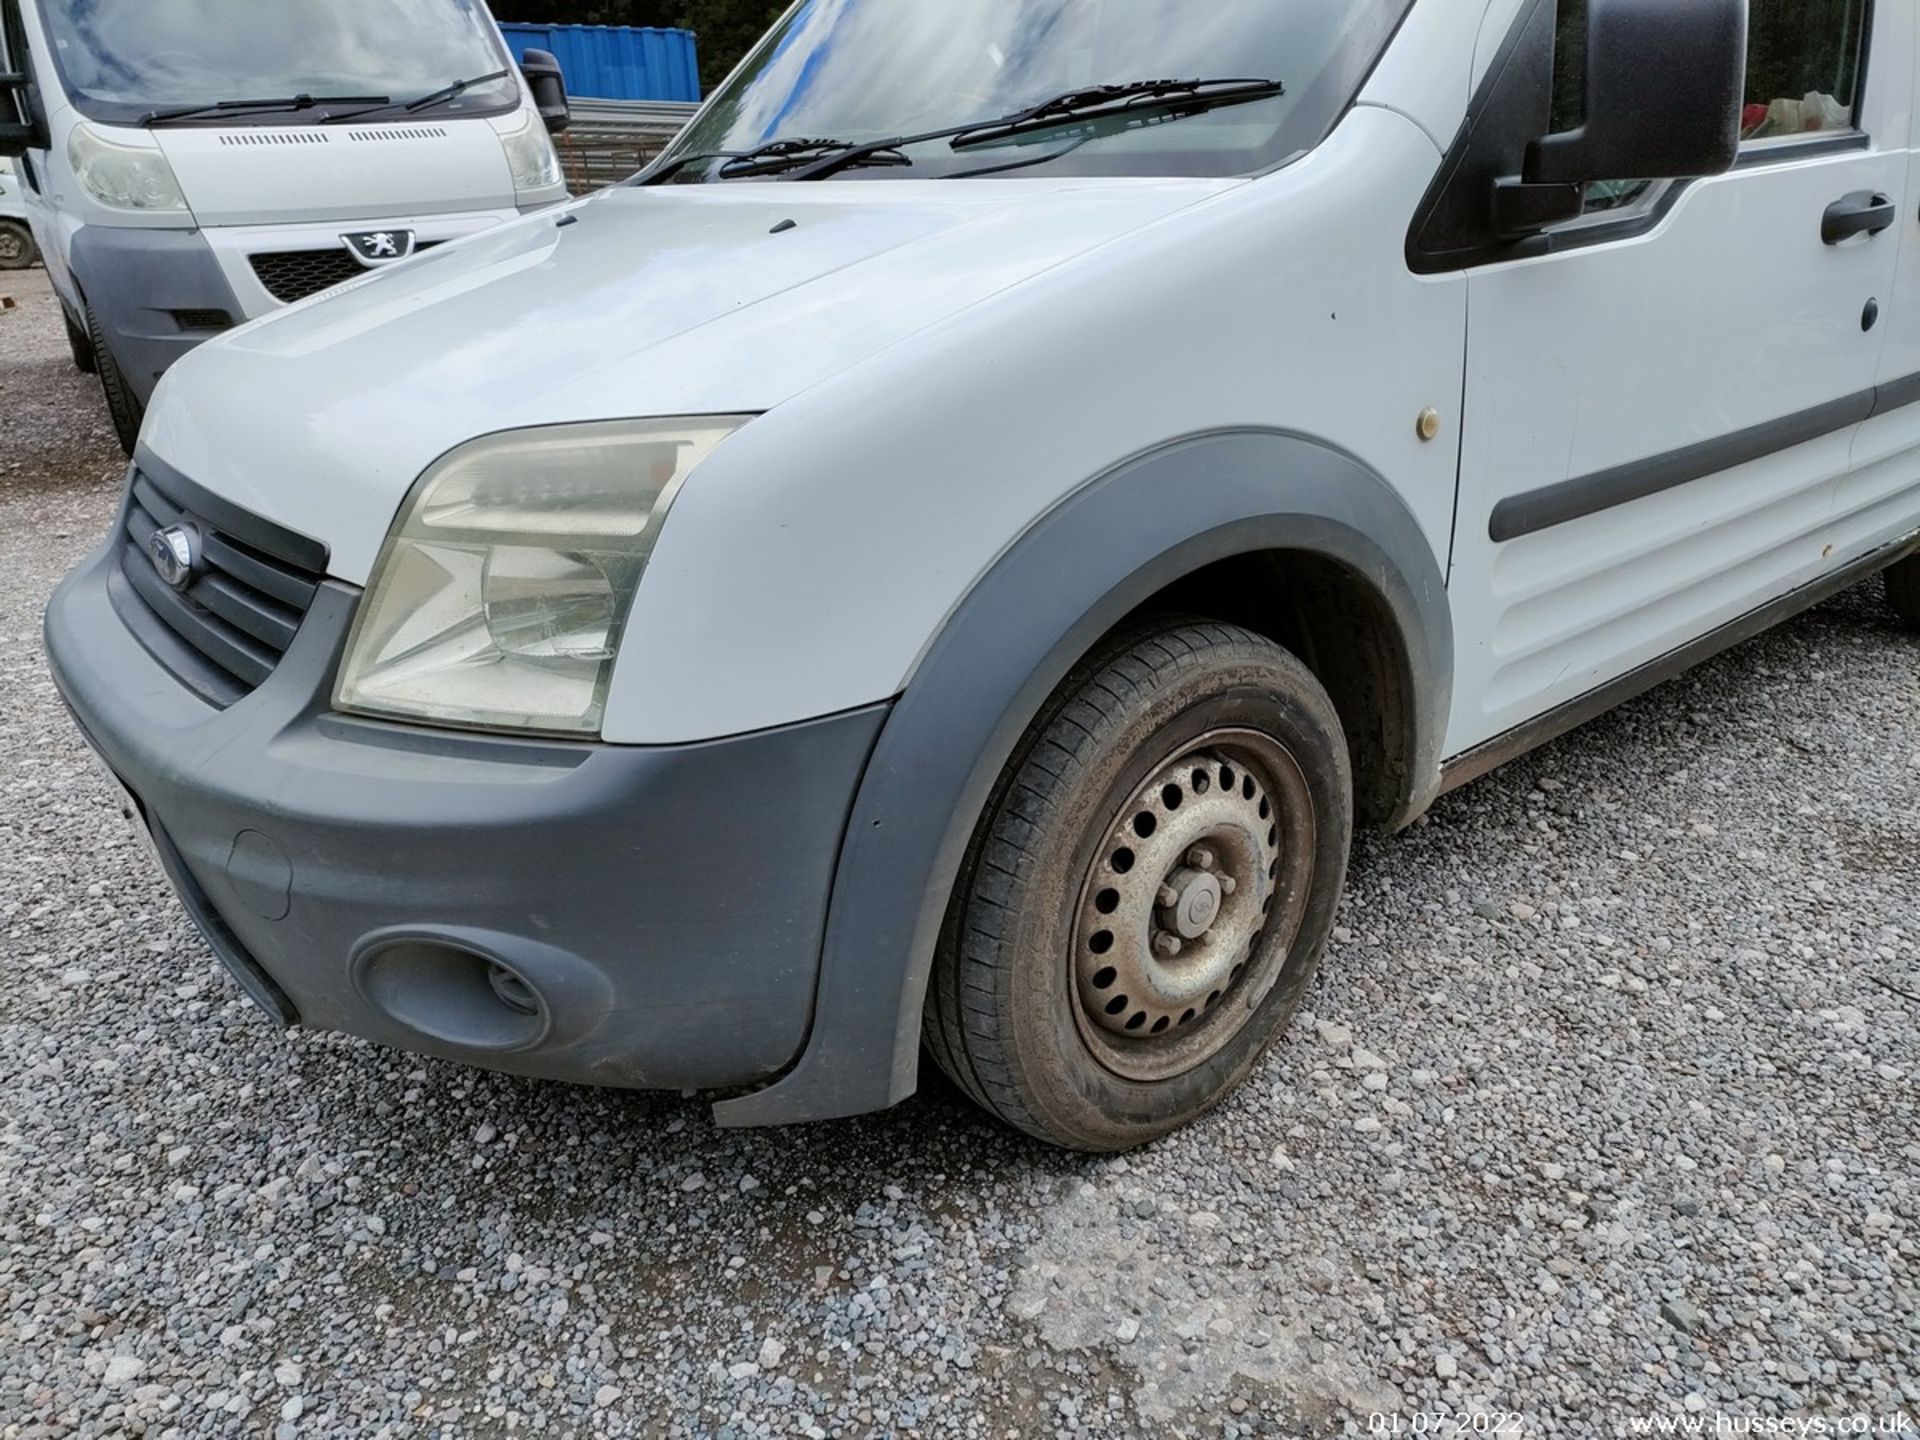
[[657, 0, 1413, 183], [35, 0, 519, 127]]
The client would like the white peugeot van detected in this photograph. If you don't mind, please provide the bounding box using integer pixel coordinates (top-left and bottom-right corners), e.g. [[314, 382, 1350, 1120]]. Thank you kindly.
[[0, 0, 570, 452], [44, 0, 1920, 1151]]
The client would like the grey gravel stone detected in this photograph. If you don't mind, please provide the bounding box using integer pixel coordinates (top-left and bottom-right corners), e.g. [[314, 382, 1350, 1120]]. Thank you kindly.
[[1, 269, 1915, 1436]]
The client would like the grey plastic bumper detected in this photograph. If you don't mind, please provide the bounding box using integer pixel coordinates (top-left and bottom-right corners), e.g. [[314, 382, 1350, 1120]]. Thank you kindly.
[[68, 227, 245, 404], [44, 536, 887, 1094]]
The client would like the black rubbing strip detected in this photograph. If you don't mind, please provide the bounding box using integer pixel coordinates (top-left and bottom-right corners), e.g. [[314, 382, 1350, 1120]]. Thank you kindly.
[[1871, 369, 1920, 418], [1488, 387, 1881, 543]]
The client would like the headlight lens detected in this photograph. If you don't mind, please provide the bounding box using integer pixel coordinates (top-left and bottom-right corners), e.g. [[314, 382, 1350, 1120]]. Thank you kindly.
[[335, 418, 749, 736], [499, 110, 564, 198], [69, 124, 189, 213]]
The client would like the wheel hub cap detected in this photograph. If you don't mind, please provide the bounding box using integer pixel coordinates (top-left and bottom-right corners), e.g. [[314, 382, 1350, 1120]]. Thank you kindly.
[[1075, 750, 1284, 1044]]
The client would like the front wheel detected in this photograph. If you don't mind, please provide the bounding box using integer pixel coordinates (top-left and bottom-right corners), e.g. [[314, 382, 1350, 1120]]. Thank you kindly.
[[0, 219, 35, 270], [1887, 554, 1920, 632], [925, 620, 1354, 1152], [84, 300, 143, 456], [64, 307, 98, 374]]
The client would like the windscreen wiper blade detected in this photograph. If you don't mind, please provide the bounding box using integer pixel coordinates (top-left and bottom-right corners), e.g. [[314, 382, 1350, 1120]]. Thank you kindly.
[[639, 74, 1284, 186], [948, 78, 1285, 150], [636, 135, 907, 185], [143, 93, 389, 126], [322, 69, 513, 123], [785, 76, 1283, 180]]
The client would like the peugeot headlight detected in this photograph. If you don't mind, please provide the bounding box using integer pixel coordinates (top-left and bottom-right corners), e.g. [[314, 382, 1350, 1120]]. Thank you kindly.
[[69, 124, 189, 213], [499, 110, 564, 198], [335, 418, 749, 736]]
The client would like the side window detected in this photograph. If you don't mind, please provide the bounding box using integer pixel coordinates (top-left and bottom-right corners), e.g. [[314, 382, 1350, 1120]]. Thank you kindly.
[[1742, 0, 1869, 141], [1552, 0, 1872, 216]]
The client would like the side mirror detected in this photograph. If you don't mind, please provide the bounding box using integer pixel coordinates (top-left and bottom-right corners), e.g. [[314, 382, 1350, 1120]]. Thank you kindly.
[[0, 70, 48, 158], [518, 48, 570, 135], [1496, 0, 1748, 234]]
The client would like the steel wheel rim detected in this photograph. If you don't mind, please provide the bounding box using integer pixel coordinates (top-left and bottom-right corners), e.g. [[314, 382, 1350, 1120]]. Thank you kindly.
[[0, 230, 23, 263], [1070, 726, 1316, 1083]]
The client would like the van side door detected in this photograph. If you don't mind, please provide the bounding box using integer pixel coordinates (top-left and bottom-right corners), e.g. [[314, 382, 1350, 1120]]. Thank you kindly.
[[1434, 0, 1904, 758], [1852, 10, 1920, 558]]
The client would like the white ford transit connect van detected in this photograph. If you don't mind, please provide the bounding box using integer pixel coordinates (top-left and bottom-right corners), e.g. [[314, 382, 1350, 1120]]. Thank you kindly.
[[44, 0, 1920, 1151], [0, 0, 569, 453]]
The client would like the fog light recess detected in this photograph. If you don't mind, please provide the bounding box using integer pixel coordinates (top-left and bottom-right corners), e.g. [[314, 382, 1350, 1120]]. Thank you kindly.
[[357, 938, 549, 1052]]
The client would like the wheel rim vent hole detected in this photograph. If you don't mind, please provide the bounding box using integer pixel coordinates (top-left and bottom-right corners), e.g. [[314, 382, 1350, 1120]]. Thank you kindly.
[[1133, 811, 1157, 839], [1089, 930, 1115, 955], [1105, 995, 1130, 1016], [1092, 966, 1118, 990], [1112, 847, 1135, 874], [1095, 887, 1120, 915]]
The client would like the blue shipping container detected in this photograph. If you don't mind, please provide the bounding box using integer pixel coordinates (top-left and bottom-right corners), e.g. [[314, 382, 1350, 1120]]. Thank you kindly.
[[499, 23, 701, 103]]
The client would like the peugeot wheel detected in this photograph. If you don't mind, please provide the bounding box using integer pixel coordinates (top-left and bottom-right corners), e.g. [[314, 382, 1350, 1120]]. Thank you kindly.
[[925, 620, 1353, 1152], [1888, 554, 1920, 632], [0, 219, 35, 270], [65, 308, 98, 374], [85, 301, 143, 456]]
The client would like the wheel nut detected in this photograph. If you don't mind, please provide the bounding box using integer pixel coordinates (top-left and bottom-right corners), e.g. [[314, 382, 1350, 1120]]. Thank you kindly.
[[1187, 846, 1216, 871], [1219, 875, 1238, 895], [1157, 883, 1180, 909], [1153, 932, 1183, 958]]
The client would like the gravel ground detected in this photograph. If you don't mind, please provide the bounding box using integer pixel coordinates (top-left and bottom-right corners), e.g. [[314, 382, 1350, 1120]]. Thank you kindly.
[[1, 268, 1916, 1439]]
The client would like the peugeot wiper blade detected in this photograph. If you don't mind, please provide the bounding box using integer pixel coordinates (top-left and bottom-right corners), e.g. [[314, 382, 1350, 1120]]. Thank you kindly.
[[144, 93, 388, 126], [322, 69, 513, 123], [949, 78, 1284, 150]]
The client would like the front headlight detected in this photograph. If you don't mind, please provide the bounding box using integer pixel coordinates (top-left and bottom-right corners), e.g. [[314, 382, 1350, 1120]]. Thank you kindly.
[[499, 110, 564, 198], [69, 124, 189, 213], [335, 418, 749, 736]]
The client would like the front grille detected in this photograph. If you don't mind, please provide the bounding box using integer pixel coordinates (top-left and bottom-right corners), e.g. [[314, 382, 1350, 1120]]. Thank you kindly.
[[250, 248, 362, 303], [251, 241, 444, 304], [111, 463, 328, 706]]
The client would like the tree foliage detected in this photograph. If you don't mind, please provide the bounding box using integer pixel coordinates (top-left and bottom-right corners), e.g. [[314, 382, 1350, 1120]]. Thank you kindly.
[[501, 0, 787, 91]]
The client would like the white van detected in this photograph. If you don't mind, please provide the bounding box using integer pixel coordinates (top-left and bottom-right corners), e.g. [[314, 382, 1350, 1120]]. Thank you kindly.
[[0, 156, 34, 266], [44, 0, 1920, 1151], [0, 0, 570, 451]]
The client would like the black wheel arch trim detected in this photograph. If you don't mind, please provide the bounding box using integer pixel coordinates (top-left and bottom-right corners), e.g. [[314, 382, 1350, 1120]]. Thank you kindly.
[[713, 428, 1453, 1128]]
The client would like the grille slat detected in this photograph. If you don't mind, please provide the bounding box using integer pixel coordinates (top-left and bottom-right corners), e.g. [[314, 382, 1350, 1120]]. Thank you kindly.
[[199, 532, 318, 611], [113, 464, 328, 705], [191, 572, 302, 652]]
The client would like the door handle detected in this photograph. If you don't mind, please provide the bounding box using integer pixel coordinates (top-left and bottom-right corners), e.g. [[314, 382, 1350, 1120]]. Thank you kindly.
[[1823, 191, 1896, 245]]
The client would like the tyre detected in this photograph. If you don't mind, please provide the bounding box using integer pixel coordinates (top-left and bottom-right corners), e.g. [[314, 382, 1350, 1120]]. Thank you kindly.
[[0, 219, 34, 270], [84, 301, 143, 456], [64, 308, 98, 374], [1889, 554, 1920, 631], [925, 619, 1354, 1151]]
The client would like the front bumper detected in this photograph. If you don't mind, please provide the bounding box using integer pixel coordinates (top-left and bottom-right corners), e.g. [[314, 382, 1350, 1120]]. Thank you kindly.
[[69, 227, 245, 405], [44, 534, 886, 1092]]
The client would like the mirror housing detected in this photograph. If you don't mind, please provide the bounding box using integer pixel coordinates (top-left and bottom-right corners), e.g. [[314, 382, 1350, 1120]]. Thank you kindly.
[[518, 49, 570, 135], [0, 70, 47, 158], [1495, 0, 1748, 235]]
